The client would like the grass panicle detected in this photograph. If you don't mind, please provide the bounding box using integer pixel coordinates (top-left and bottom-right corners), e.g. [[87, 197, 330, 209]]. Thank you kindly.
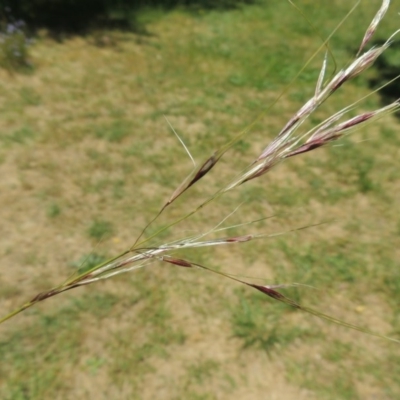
[[0, 0, 399, 346]]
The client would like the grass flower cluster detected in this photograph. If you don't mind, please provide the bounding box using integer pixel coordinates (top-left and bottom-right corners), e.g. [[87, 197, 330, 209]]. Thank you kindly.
[[0, 0, 399, 348]]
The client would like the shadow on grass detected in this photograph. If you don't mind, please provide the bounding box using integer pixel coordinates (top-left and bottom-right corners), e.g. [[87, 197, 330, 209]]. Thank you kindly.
[[5, 0, 259, 39]]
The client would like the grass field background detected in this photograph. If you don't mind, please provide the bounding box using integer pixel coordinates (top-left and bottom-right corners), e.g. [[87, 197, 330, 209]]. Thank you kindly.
[[0, 1, 400, 399]]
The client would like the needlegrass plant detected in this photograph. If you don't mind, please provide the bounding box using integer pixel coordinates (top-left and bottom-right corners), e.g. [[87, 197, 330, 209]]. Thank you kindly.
[[0, 1, 400, 399]]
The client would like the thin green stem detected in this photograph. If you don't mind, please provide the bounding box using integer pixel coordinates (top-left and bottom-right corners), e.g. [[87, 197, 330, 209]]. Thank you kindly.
[[0, 301, 35, 325]]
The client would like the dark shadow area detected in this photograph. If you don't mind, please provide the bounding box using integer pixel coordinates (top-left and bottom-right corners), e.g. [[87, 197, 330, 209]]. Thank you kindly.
[[368, 39, 400, 116], [2, 0, 258, 37], [2, 1, 142, 36]]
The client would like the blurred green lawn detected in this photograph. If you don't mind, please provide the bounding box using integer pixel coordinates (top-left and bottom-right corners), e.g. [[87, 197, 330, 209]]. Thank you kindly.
[[0, 1, 399, 399]]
